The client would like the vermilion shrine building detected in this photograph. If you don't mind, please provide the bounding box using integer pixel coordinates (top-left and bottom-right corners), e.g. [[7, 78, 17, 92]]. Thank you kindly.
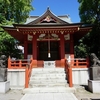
[[3, 8, 91, 67], [3, 8, 91, 88]]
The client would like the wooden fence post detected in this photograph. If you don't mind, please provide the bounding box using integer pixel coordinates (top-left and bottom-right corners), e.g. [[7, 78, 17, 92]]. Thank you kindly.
[[8, 56, 11, 68], [25, 67, 29, 88], [86, 57, 90, 68], [69, 67, 73, 87], [19, 60, 21, 68], [76, 59, 78, 67]]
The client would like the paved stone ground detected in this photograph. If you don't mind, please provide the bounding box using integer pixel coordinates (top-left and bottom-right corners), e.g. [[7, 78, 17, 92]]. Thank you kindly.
[[0, 86, 100, 100], [0, 89, 23, 100], [20, 93, 78, 100], [74, 85, 100, 100]]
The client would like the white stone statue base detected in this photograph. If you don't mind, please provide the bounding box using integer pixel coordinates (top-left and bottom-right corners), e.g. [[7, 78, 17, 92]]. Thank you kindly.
[[88, 80, 100, 93], [0, 81, 10, 93]]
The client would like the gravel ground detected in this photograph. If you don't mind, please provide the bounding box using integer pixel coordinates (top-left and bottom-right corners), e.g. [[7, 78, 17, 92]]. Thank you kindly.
[[0, 86, 100, 100]]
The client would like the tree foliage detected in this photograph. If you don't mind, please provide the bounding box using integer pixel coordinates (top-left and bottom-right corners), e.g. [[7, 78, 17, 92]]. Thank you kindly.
[[76, 0, 100, 58], [0, 0, 33, 58], [0, 0, 33, 23]]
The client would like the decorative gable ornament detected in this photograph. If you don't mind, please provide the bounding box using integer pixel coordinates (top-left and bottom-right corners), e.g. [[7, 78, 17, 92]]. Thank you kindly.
[[64, 34, 70, 40], [28, 34, 33, 41], [41, 15, 56, 23], [38, 33, 59, 40], [44, 16, 51, 22]]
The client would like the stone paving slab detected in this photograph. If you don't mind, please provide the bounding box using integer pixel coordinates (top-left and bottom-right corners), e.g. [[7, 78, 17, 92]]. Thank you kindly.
[[0, 89, 23, 100], [23, 87, 76, 94], [20, 93, 78, 100], [0, 86, 100, 100]]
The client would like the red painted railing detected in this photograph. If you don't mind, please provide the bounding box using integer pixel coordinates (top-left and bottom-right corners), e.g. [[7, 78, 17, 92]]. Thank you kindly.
[[8, 57, 89, 88], [8, 56, 31, 69], [25, 57, 33, 88], [70, 58, 89, 68], [65, 58, 89, 87], [8, 56, 33, 88]]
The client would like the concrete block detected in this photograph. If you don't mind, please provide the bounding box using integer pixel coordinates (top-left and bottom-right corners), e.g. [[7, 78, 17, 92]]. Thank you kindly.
[[0, 81, 10, 93], [72, 68, 89, 85], [7, 69, 25, 89], [88, 80, 100, 93]]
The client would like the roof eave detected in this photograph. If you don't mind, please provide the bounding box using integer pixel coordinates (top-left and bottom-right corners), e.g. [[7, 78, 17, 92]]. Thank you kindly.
[[13, 22, 85, 28]]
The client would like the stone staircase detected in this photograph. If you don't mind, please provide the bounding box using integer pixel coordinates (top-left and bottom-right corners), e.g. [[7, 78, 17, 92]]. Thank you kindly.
[[23, 67, 76, 94], [29, 68, 68, 88]]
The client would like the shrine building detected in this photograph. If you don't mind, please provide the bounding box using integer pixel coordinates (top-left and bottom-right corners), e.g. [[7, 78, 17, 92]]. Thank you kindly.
[[3, 8, 91, 67], [2, 8, 92, 88]]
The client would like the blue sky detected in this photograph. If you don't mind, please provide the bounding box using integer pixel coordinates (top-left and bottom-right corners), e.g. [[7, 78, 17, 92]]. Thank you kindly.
[[30, 0, 80, 23]]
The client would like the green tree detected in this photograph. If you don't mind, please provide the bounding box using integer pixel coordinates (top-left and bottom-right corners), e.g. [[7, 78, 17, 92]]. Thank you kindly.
[[76, 0, 100, 58], [0, 0, 33, 23], [0, 0, 33, 58]]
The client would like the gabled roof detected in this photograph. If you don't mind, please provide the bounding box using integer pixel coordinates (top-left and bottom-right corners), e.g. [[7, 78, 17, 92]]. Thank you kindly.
[[27, 7, 70, 25], [2, 7, 92, 44]]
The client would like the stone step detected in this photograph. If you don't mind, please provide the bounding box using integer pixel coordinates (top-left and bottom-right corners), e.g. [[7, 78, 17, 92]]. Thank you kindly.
[[29, 83, 68, 88], [29, 82, 67, 86], [29, 79, 67, 84], [23, 87, 76, 94], [31, 73, 66, 78], [29, 68, 67, 88], [31, 68, 65, 74], [31, 71, 65, 75], [30, 76, 66, 80]]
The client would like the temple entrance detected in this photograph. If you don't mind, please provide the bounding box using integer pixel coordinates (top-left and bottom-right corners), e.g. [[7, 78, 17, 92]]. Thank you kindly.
[[38, 41, 60, 61]]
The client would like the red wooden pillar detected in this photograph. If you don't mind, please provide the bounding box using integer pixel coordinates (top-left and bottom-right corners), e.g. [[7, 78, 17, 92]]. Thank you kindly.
[[70, 34, 74, 60], [69, 34, 74, 87], [24, 35, 28, 59], [37, 42, 39, 60], [59, 41, 61, 60], [32, 34, 37, 59], [32, 34, 37, 67], [60, 33, 65, 67]]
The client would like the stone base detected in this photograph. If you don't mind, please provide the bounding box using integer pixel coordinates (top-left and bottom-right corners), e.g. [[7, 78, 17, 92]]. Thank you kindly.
[[72, 68, 89, 85], [0, 81, 10, 93], [7, 69, 25, 89], [88, 80, 100, 93], [0, 68, 7, 82], [89, 67, 100, 80]]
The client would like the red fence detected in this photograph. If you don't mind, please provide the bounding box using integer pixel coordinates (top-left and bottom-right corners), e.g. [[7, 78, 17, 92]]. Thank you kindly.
[[8, 57, 89, 88], [8, 57, 31, 69], [8, 57, 33, 88], [69, 58, 89, 68], [65, 58, 89, 87]]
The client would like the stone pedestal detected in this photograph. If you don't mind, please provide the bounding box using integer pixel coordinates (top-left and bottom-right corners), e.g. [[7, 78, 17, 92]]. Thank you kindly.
[[89, 67, 100, 80], [0, 68, 7, 82], [88, 80, 100, 93], [0, 81, 10, 93], [88, 67, 100, 93], [7, 69, 25, 89]]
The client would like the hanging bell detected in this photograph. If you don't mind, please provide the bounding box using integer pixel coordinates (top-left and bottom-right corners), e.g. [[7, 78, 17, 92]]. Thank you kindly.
[[48, 52, 51, 58]]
